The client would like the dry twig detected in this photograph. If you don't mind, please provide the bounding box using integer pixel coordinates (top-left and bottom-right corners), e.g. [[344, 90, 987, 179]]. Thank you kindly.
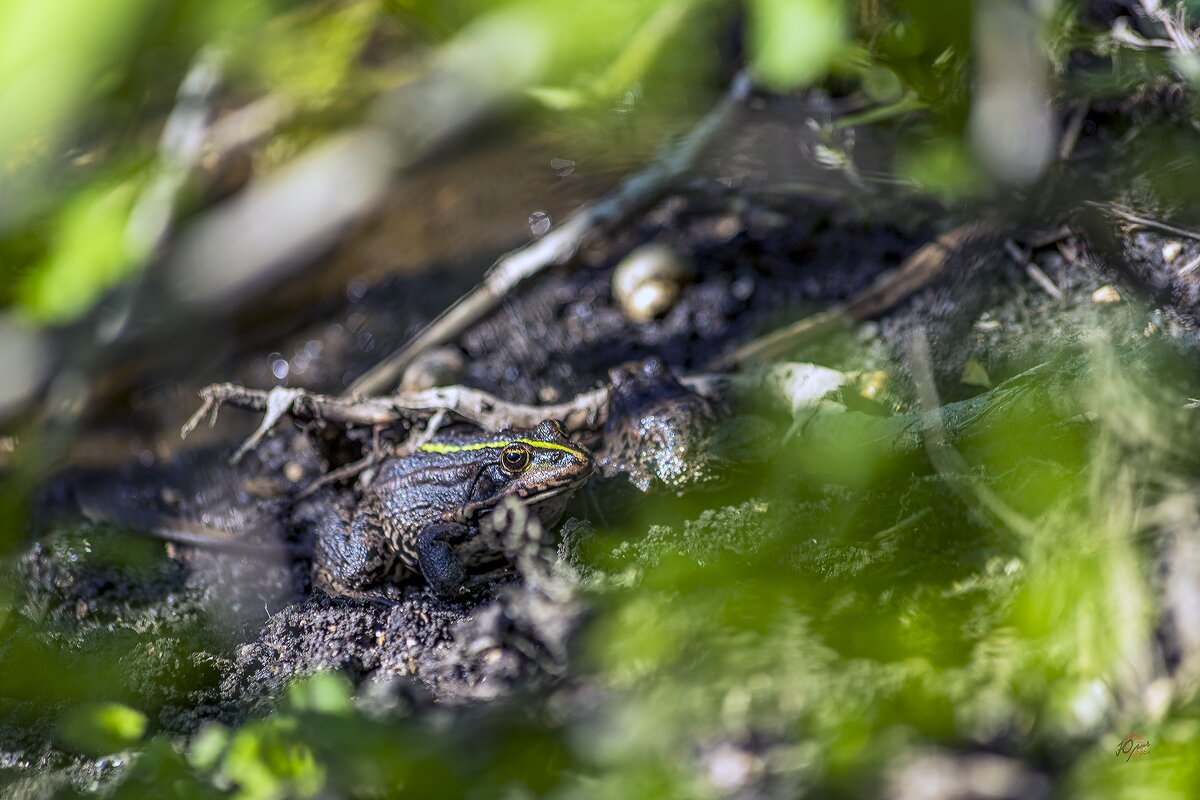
[[183, 383, 611, 450]]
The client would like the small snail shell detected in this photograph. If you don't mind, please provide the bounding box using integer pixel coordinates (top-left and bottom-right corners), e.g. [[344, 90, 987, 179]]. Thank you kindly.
[[612, 243, 694, 323]]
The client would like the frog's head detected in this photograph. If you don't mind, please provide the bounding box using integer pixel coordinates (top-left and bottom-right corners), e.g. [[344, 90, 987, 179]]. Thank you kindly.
[[455, 419, 594, 521]]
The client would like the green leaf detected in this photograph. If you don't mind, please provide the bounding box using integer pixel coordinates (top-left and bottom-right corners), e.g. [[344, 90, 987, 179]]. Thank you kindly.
[[285, 672, 354, 715], [188, 723, 232, 771], [526, 85, 589, 110], [749, 0, 847, 89], [588, 0, 693, 100], [17, 180, 141, 323], [255, 0, 381, 108], [961, 358, 992, 389], [862, 64, 903, 103], [897, 137, 987, 200], [220, 719, 325, 800], [0, 0, 155, 167], [59, 702, 148, 755]]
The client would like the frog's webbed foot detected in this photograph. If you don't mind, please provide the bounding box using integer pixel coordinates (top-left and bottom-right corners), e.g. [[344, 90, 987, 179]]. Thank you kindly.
[[462, 565, 516, 595], [314, 583, 405, 607], [416, 522, 471, 599]]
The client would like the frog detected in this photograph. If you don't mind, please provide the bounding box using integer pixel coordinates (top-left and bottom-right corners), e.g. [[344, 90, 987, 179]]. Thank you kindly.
[[309, 419, 593, 600]]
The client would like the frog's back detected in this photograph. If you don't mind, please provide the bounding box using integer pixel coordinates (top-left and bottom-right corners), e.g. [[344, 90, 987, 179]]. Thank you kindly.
[[367, 449, 475, 531]]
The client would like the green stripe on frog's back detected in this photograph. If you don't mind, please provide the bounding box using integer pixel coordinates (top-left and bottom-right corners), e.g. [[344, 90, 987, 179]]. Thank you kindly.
[[419, 438, 586, 458]]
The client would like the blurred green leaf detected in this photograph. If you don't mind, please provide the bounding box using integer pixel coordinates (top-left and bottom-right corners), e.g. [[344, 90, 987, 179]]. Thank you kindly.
[[16, 180, 142, 323], [526, 0, 712, 111], [110, 738, 226, 800], [220, 718, 325, 800], [861, 64, 903, 103], [188, 723, 232, 771], [253, 0, 382, 108], [898, 135, 987, 200], [525, 85, 590, 110], [285, 672, 354, 715], [0, 0, 154, 169], [749, 0, 847, 89], [59, 702, 148, 755], [961, 358, 992, 389], [588, 0, 694, 101]]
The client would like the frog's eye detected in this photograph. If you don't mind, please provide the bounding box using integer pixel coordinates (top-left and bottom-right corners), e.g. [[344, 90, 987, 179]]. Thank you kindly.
[[500, 443, 532, 473]]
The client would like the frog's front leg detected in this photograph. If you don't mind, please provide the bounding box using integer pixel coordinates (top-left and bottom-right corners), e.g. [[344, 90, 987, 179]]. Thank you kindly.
[[414, 522, 471, 599]]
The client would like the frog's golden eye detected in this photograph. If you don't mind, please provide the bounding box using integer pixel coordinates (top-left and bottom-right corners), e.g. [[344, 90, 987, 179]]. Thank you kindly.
[[500, 443, 532, 473]]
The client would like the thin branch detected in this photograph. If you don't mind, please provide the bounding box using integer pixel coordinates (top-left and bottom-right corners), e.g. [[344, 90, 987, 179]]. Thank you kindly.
[[1005, 240, 1064, 301], [77, 498, 307, 558], [1058, 98, 1090, 160], [183, 382, 611, 443], [294, 450, 381, 500]]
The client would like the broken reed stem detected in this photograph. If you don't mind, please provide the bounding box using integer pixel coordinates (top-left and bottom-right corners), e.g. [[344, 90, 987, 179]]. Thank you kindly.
[[707, 220, 998, 370]]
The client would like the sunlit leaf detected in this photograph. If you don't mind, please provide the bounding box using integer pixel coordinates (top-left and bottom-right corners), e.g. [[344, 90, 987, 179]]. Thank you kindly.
[[961, 358, 992, 389], [286, 673, 354, 715], [254, 0, 382, 108], [748, 0, 847, 89], [188, 723, 231, 771], [17, 180, 141, 323], [220, 719, 325, 800], [0, 0, 154, 169], [59, 702, 148, 755]]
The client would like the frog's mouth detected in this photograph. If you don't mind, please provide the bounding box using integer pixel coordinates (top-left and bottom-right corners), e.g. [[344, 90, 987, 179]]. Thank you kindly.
[[516, 469, 593, 504], [522, 482, 580, 504], [461, 469, 593, 522]]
